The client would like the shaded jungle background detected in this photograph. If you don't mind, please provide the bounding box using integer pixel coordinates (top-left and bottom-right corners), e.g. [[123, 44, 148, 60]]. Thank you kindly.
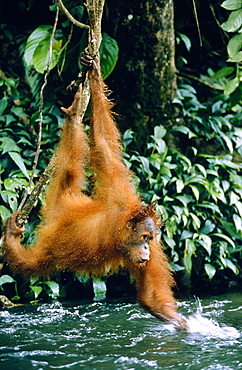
[[0, 0, 242, 303]]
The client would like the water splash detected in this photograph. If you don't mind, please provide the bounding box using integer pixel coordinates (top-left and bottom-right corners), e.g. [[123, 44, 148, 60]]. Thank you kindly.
[[163, 298, 240, 339], [185, 299, 240, 339]]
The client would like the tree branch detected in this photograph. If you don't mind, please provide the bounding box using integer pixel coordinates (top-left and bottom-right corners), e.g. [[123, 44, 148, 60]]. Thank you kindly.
[[177, 72, 224, 91], [55, 0, 90, 29]]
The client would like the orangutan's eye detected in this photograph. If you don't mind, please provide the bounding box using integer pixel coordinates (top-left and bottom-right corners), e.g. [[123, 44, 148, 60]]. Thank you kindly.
[[141, 234, 152, 242]]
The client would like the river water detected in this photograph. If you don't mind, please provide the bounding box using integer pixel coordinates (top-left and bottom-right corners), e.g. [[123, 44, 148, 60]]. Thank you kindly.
[[0, 292, 241, 369]]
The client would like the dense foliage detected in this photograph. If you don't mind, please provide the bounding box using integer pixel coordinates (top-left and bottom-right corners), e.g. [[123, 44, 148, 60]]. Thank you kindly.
[[0, 0, 242, 302], [124, 84, 242, 290]]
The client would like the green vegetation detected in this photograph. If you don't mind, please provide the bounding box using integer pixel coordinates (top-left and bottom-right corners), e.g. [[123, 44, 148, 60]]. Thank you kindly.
[[0, 0, 242, 301], [124, 83, 242, 288]]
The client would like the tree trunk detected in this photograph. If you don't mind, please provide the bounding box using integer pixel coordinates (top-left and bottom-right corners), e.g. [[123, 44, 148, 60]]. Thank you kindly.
[[105, 0, 177, 138]]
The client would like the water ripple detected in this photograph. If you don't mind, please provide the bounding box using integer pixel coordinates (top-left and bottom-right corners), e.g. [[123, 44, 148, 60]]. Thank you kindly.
[[0, 293, 241, 369]]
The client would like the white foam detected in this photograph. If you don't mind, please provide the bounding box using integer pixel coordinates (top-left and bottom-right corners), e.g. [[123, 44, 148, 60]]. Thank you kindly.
[[164, 298, 240, 339], [186, 312, 240, 339], [182, 299, 240, 339]]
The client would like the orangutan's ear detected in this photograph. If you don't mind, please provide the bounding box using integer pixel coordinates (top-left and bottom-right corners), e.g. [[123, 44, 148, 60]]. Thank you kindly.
[[126, 221, 132, 229]]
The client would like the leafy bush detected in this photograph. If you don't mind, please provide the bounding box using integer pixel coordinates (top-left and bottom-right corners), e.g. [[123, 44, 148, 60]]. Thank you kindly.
[[0, 70, 61, 229], [211, 0, 242, 103], [124, 84, 242, 288]]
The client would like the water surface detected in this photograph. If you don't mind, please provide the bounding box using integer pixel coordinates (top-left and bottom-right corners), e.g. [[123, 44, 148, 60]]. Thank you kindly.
[[0, 292, 241, 369]]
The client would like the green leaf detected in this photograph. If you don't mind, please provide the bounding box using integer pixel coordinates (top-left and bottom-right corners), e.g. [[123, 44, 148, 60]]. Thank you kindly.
[[172, 205, 183, 218], [8, 151, 30, 179], [200, 220, 216, 234], [194, 164, 207, 178], [154, 125, 167, 138], [183, 254, 192, 274], [25, 65, 43, 101], [233, 214, 242, 231], [93, 278, 107, 299], [178, 32, 191, 51], [189, 185, 200, 201], [153, 138, 166, 154], [198, 234, 212, 255], [223, 259, 239, 274], [5, 114, 16, 125], [100, 33, 119, 80], [212, 233, 235, 248], [221, 0, 242, 10], [184, 239, 196, 274], [0, 205, 12, 221], [230, 191, 239, 205], [172, 125, 196, 139], [33, 37, 62, 74], [224, 77, 239, 95], [176, 194, 193, 206], [1, 190, 18, 211], [0, 137, 20, 154], [235, 201, 242, 218], [24, 25, 63, 74], [228, 50, 242, 62], [5, 78, 16, 87], [219, 132, 233, 152], [219, 158, 241, 169], [163, 235, 176, 249], [123, 129, 134, 147], [172, 97, 183, 105], [222, 180, 230, 192], [139, 156, 150, 174], [0, 96, 8, 115], [11, 295, 21, 301], [151, 126, 167, 153], [176, 179, 184, 193], [190, 213, 201, 229], [196, 203, 221, 214], [180, 230, 193, 240], [227, 33, 242, 57], [212, 67, 235, 79], [222, 220, 242, 239], [30, 277, 39, 285], [221, 9, 242, 32], [170, 263, 185, 272], [204, 264, 216, 280], [29, 285, 43, 299], [0, 275, 16, 287], [24, 25, 52, 66], [11, 107, 24, 117], [186, 174, 208, 186], [44, 281, 60, 298], [4, 177, 28, 191], [230, 173, 242, 188]]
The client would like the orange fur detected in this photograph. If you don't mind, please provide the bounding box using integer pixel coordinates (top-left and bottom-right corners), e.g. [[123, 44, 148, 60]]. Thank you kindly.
[[3, 56, 186, 328]]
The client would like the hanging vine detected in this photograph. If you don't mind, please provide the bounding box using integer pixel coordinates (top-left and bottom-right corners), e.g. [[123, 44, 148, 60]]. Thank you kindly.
[[15, 0, 105, 227], [17, 7, 60, 221]]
